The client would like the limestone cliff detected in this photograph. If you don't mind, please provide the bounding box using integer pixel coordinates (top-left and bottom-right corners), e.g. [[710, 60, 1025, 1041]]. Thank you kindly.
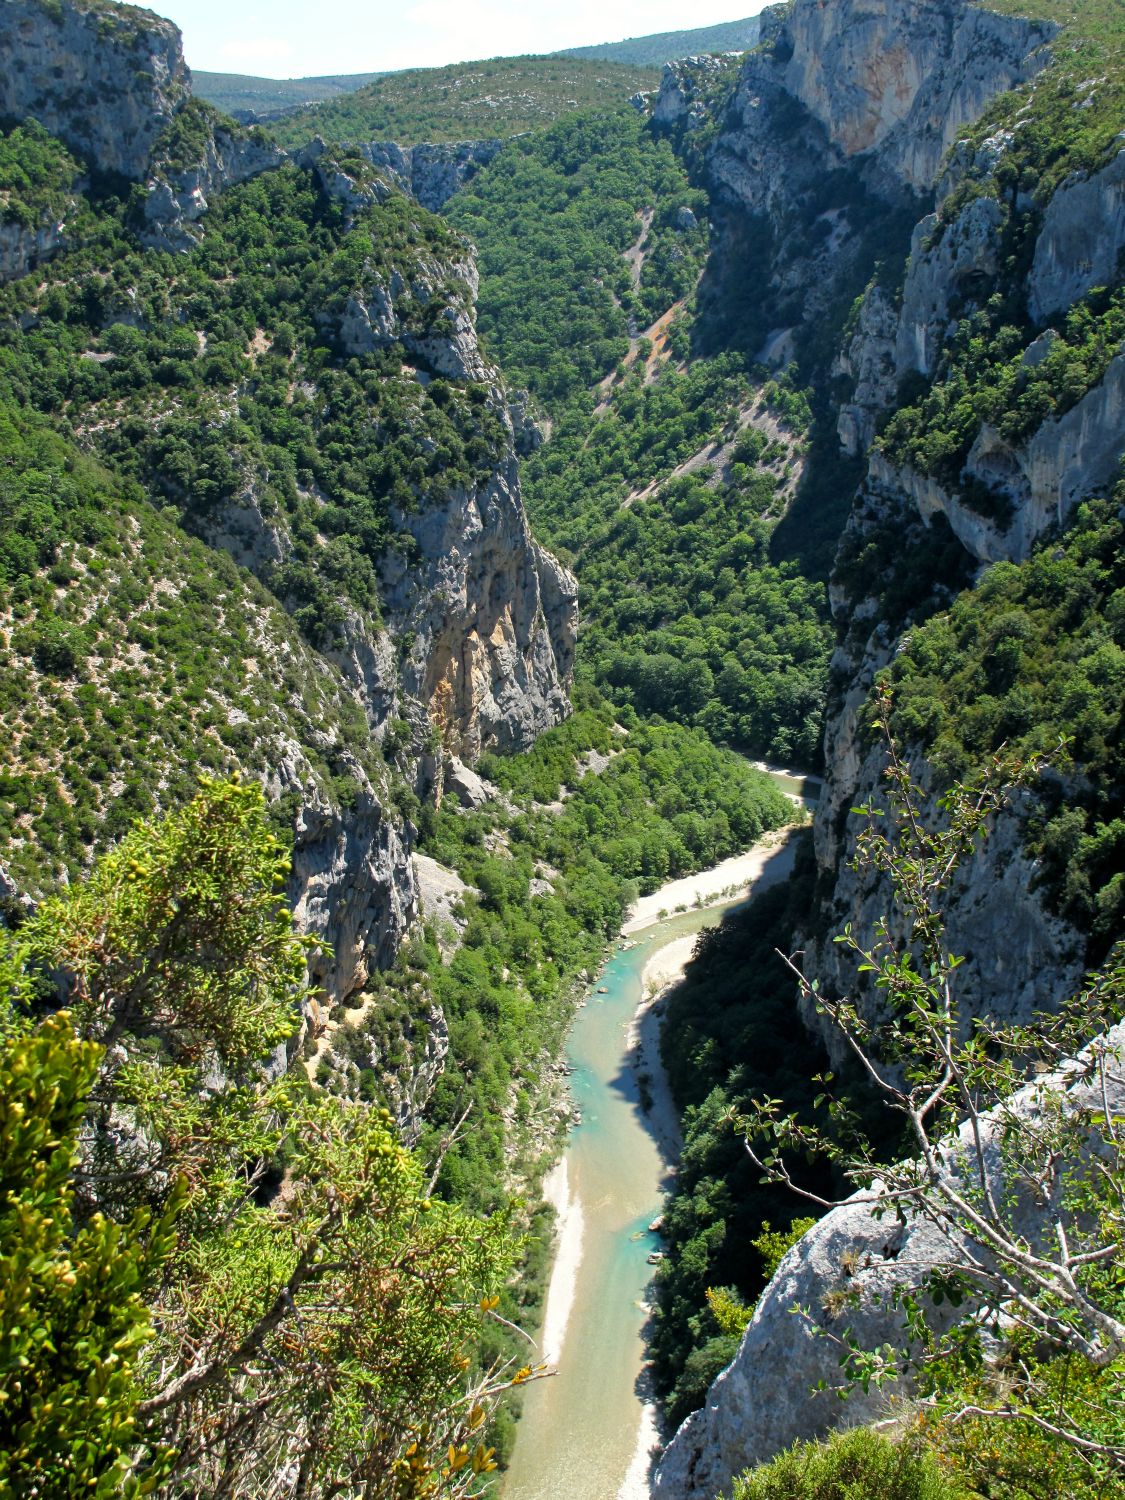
[[0, 0, 576, 1106], [0, 0, 189, 179], [357, 139, 504, 213], [656, 1018, 1125, 1498], [141, 116, 284, 251], [656, 0, 1123, 1488]]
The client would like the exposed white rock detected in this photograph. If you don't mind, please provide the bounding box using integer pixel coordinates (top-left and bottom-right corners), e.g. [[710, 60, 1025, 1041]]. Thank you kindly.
[[413, 852, 476, 959], [141, 126, 284, 252], [1029, 147, 1125, 322], [0, 0, 189, 179], [327, 251, 493, 384], [865, 350, 1125, 566], [288, 784, 417, 1010], [834, 285, 899, 455], [763, 0, 1054, 194], [382, 456, 578, 759], [896, 197, 1004, 376], [357, 139, 503, 212], [0, 212, 68, 284], [656, 1019, 1125, 1498], [444, 757, 498, 810]]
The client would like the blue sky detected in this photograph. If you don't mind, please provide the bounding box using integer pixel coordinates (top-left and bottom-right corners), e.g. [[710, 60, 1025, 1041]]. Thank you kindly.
[[153, 2, 762, 78]]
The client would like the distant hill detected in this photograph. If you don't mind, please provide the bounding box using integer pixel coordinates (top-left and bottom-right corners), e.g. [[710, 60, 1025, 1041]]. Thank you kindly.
[[192, 69, 386, 119], [559, 14, 761, 66], [192, 14, 762, 125], [265, 55, 659, 149]]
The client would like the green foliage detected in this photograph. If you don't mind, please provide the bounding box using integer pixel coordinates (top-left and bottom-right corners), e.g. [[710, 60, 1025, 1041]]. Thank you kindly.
[[267, 56, 659, 149], [881, 288, 1125, 499], [149, 98, 231, 175], [0, 999, 177, 1498], [0, 395, 384, 892], [878, 1, 1124, 514], [7, 781, 523, 1498], [886, 494, 1125, 959], [740, 713, 1125, 1469], [520, 355, 829, 763], [560, 15, 761, 67], [732, 1428, 966, 1500], [921, 1344, 1125, 1498], [650, 844, 901, 1424], [449, 108, 709, 402], [33, 777, 305, 1074], [0, 119, 78, 229], [416, 698, 793, 1211], [192, 69, 385, 119], [0, 157, 505, 643], [751, 1216, 818, 1283]]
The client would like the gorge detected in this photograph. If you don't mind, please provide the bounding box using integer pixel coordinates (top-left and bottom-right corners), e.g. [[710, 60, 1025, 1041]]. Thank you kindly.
[[0, 0, 1123, 1497]]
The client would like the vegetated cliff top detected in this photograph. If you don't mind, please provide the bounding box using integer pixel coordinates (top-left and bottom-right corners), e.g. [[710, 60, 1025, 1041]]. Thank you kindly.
[[265, 55, 660, 149], [558, 14, 761, 66], [194, 14, 762, 123], [192, 70, 386, 119]]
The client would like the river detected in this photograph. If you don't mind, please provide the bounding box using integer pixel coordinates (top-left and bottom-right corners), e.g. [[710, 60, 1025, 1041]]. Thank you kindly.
[[503, 780, 815, 1500]]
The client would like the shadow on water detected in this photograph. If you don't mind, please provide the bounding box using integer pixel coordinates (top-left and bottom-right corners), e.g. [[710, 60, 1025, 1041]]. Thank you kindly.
[[503, 821, 809, 1499]]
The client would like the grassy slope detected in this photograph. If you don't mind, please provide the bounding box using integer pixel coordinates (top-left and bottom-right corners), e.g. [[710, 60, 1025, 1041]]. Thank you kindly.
[[194, 13, 762, 121], [266, 56, 659, 148], [192, 69, 385, 117], [559, 14, 761, 66]]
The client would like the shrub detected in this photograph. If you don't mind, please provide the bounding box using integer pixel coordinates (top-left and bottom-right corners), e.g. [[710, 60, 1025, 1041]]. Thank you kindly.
[[733, 1428, 966, 1500]]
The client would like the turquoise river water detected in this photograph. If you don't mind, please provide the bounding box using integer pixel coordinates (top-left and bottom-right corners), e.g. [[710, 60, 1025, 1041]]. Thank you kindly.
[[503, 770, 817, 1500]]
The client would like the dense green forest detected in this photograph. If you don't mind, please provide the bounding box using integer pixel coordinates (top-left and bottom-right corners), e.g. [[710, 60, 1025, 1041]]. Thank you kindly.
[[446, 107, 838, 764], [887, 492, 1125, 960]]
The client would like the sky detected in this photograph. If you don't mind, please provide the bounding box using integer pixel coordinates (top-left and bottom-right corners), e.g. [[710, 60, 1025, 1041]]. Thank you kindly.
[[151, 1, 762, 78]]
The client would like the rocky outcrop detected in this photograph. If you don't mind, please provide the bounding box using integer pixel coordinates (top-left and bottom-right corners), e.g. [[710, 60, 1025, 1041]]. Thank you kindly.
[[327, 249, 493, 383], [382, 455, 578, 760], [895, 196, 1004, 376], [802, 686, 1085, 1065], [288, 783, 417, 1010], [0, 211, 67, 282], [656, 1018, 1125, 1497], [834, 284, 899, 456], [862, 342, 1125, 567], [0, 0, 189, 179], [357, 139, 503, 212], [1029, 147, 1125, 322], [141, 122, 283, 251], [413, 852, 476, 959], [757, 0, 1054, 195], [653, 54, 735, 132]]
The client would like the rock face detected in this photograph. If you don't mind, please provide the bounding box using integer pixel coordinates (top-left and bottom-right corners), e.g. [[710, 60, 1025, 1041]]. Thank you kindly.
[[358, 139, 504, 212], [1029, 148, 1125, 322], [382, 454, 578, 761], [0, 0, 189, 179], [657, 0, 1123, 1485], [0, 0, 576, 1108], [758, 0, 1054, 195], [288, 785, 417, 1011], [0, 211, 67, 282], [141, 123, 284, 251], [329, 249, 493, 383], [656, 1019, 1125, 1497]]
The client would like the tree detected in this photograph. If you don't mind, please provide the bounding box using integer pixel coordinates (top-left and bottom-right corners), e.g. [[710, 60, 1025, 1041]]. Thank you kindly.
[[0, 952, 178, 1498], [739, 687, 1125, 1467], [6, 779, 533, 1499]]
